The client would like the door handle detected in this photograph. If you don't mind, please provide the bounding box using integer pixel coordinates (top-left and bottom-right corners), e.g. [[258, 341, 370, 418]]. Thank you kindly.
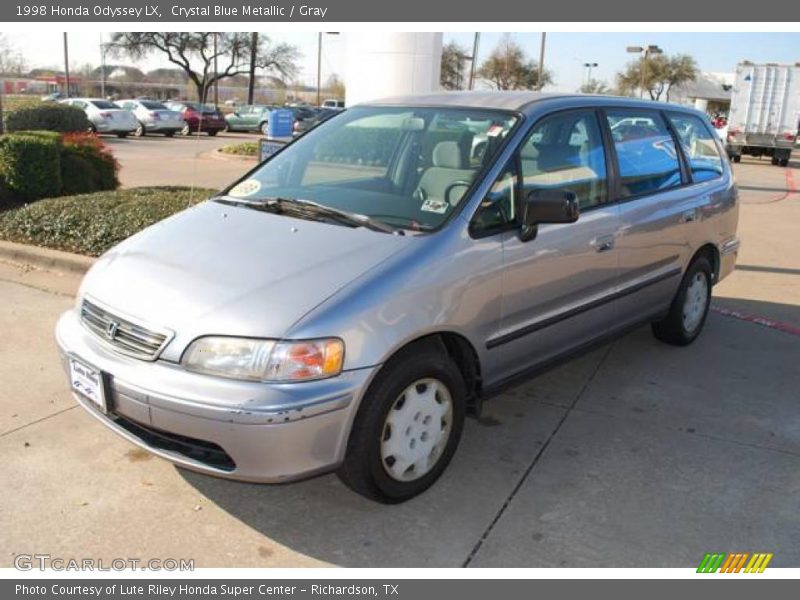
[[593, 235, 615, 253], [681, 208, 697, 223]]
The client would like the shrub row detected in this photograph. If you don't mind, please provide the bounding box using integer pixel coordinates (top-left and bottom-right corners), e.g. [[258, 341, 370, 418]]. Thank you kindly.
[[5, 103, 90, 133], [0, 131, 119, 203], [0, 186, 217, 256]]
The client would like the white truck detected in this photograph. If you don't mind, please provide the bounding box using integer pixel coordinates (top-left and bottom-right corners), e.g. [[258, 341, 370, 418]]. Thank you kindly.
[[726, 62, 800, 166]]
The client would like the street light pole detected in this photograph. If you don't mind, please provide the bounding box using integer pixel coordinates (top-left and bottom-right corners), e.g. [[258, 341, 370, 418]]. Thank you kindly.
[[468, 32, 480, 90], [537, 32, 547, 90], [63, 33, 71, 98], [583, 62, 598, 87], [627, 44, 662, 99], [316, 32, 339, 106], [213, 33, 219, 106]]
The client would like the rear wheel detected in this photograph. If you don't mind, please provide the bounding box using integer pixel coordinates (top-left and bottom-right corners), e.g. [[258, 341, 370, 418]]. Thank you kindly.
[[134, 122, 145, 137], [260, 121, 269, 135], [337, 348, 466, 503], [164, 131, 175, 138], [180, 124, 191, 136], [780, 158, 789, 167], [116, 132, 128, 138], [207, 130, 218, 137], [652, 256, 712, 346], [732, 155, 741, 163]]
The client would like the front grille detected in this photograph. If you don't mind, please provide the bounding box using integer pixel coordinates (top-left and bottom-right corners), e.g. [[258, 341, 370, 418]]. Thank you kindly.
[[110, 413, 236, 471], [80, 299, 171, 361]]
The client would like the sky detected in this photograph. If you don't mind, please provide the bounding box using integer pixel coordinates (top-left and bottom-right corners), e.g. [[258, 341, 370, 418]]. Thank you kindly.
[[3, 31, 800, 92]]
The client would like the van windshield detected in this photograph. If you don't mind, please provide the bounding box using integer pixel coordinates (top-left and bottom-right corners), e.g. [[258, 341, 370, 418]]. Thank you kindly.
[[221, 106, 519, 231]]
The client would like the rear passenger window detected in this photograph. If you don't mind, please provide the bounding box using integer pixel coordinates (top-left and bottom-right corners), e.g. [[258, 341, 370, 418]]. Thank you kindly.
[[519, 110, 608, 210], [667, 113, 724, 182], [606, 110, 682, 197]]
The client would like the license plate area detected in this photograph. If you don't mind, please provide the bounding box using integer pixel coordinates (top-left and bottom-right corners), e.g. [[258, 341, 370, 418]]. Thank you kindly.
[[69, 358, 108, 413]]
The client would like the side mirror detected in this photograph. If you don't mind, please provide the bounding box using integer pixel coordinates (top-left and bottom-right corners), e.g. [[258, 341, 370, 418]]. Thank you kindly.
[[519, 189, 580, 242]]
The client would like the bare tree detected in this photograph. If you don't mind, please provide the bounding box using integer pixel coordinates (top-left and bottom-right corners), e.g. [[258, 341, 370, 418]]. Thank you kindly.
[[579, 79, 611, 95], [0, 33, 27, 75], [440, 41, 470, 90], [476, 34, 553, 91], [110, 32, 300, 104]]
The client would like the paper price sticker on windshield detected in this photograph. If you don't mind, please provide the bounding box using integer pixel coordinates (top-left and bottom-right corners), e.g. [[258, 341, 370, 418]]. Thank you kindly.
[[421, 199, 449, 214], [229, 179, 261, 197]]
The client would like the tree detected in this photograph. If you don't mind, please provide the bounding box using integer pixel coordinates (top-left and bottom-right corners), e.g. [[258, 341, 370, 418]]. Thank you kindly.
[[579, 79, 610, 95], [616, 53, 698, 101], [440, 41, 470, 90], [110, 32, 300, 104], [0, 33, 27, 75], [476, 35, 552, 91], [325, 74, 346, 100]]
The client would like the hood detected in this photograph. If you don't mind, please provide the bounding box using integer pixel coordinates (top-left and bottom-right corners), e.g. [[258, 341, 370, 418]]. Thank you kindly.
[[80, 200, 411, 361]]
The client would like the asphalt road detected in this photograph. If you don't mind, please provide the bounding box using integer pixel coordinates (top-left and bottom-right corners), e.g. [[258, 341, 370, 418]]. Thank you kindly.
[[0, 155, 798, 568]]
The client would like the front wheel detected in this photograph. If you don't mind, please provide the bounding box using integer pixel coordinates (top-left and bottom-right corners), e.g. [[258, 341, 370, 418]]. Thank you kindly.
[[134, 122, 145, 137], [180, 124, 191, 136], [207, 130, 218, 137], [652, 256, 712, 346], [337, 348, 466, 503], [260, 121, 269, 135]]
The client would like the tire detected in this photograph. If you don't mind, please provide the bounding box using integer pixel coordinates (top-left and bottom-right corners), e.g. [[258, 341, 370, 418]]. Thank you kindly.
[[134, 122, 145, 137], [732, 155, 741, 163], [260, 121, 269, 135], [337, 347, 466, 503], [117, 132, 128, 138], [207, 130, 218, 137], [652, 256, 713, 346], [180, 124, 191, 136], [164, 131, 175, 138], [771, 156, 780, 166], [780, 158, 789, 167]]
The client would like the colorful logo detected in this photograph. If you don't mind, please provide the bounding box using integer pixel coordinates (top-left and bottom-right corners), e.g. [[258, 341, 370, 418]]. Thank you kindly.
[[697, 552, 773, 573]]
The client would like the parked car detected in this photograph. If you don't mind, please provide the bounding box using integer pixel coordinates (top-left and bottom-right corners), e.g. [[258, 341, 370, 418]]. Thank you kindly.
[[60, 98, 137, 137], [116, 99, 184, 137], [41, 92, 64, 102], [224, 104, 274, 134], [56, 93, 739, 503], [322, 98, 345, 110], [292, 107, 341, 137], [163, 101, 226, 136]]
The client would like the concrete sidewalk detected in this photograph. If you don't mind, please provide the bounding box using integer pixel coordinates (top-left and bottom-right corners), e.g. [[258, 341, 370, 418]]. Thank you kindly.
[[1, 158, 798, 568]]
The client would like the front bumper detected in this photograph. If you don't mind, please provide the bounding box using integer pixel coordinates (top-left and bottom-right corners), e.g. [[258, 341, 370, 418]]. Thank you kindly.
[[55, 309, 375, 483]]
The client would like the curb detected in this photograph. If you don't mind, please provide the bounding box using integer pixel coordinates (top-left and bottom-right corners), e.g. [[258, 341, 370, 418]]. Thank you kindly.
[[0, 240, 94, 275]]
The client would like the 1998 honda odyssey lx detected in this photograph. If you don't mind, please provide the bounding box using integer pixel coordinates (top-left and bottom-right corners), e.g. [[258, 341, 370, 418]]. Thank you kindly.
[[56, 92, 739, 503]]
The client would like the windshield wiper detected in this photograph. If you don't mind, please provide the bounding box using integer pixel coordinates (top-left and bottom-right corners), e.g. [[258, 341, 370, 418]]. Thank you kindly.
[[215, 195, 404, 235]]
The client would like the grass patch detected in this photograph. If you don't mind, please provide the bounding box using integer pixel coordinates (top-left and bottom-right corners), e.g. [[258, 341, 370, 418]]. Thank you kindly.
[[0, 186, 217, 257], [218, 141, 258, 156]]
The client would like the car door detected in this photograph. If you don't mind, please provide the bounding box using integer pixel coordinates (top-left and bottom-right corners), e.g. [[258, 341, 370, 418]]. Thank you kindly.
[[603, 108, 696, 330], [475, 109, 621, 383]]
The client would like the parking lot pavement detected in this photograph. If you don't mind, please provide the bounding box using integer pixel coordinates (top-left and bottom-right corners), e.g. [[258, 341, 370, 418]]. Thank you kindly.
[[102, 132, 260, 190], [0, 158, 798, 568]]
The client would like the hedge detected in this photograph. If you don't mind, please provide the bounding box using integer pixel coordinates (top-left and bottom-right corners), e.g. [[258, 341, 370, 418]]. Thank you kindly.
[[219, 142, 258, 156], [0, 131, 119, 206], [0, 133, 62, 200], [0, 186, 217, 256], [6, 103, 90, 133]]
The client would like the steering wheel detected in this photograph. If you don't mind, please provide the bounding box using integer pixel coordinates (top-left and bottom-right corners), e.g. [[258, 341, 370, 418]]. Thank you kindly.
[[444, 180, 473, 206]]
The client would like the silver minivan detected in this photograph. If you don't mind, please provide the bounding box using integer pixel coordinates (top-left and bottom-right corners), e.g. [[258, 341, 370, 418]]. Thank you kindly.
[[56, 92, 740, 503]]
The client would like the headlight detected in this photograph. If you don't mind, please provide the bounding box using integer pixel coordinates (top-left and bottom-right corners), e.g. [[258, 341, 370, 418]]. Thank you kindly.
[[181, 336, 344, 382]]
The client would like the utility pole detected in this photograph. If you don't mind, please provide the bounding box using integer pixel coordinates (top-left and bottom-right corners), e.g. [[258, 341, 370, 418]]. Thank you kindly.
[[468, 32, 480, 90], [213, 33, 219, 106], [316, 32, 322, 106], [63, 33, 71, 97], [537, 32, 547, 91], [247, 32, 258, 105]]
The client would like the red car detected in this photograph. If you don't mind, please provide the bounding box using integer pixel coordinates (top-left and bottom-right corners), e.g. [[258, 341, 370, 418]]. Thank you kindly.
[[164, 101, 227, 136]]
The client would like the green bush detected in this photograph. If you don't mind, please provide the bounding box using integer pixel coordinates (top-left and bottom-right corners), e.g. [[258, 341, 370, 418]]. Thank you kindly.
[[219, 142, 258, 156], [6, 103, 90, 133], [61, 132, 120, 191], [60, 153, 100, 196], [0, 133, 62, 201], [0, 186, 217, 256]]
